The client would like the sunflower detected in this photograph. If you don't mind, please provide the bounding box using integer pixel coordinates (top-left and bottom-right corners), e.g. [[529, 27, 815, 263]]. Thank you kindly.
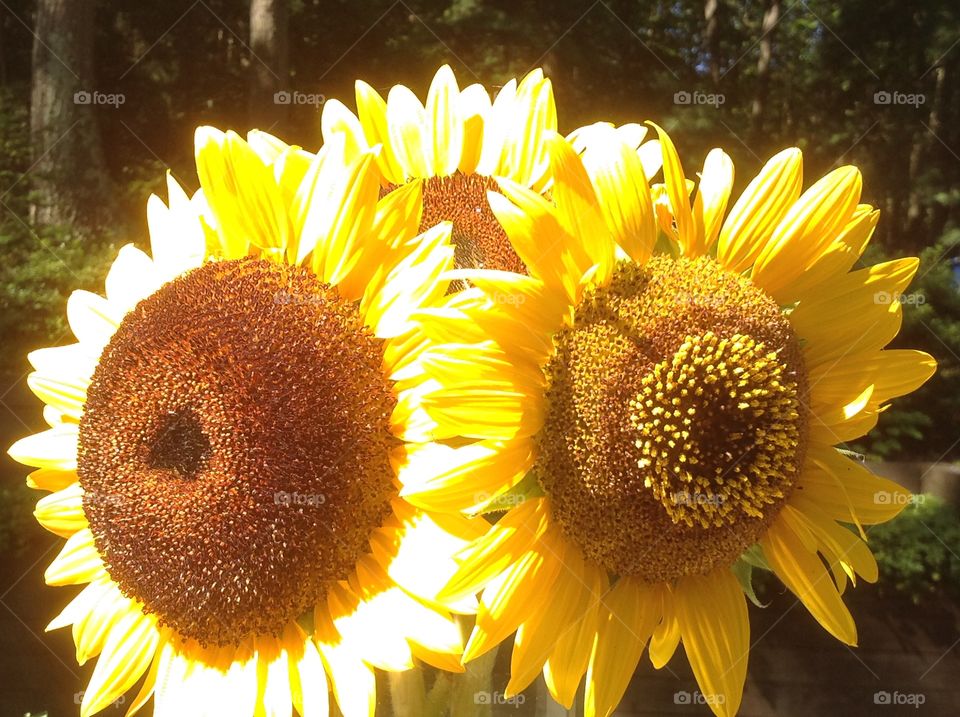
[[8, 127, 487, 717], [400, 125, 936, 716], [320, 65, 661, 282]]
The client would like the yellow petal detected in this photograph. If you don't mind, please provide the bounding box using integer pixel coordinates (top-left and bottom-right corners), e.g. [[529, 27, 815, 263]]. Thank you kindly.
[[697, 148, 734, 250], [585, 577, 661, 717], [362, 222, 454, 338], [761, 514, 857, 645], [463, 529, 563, 663], [543, 560, 606, 708], [195, 126, 292, 255], [784, 502, 878, 583], [507, 537, 587, 696], [34, 482, 87, 537], [785, 204, 878, 299], [673, 569, 749, 717], [717, 148, 803, 273], [795, 258, 919, 366], [386, 85, 432, 179], [649, 122, 701, 256], [9, 423, 79, 471], [255, 635, 294, 717], [81, 607, 158, 717], [320, 98, 369, 163], [457, 83, 491, 174], [578, 126, 657, 264], [798, 444, 913, 527], [500, 71, 556, 190], [27, 370, 87, 420], [753, 166, 862, 301], [46, 527, 103, 585], [285, 622, 329, 717], [547, 132, 614, 273], [27, 468, 78, 492], [67, 289, 121, 348], [104, 245, 160, 312], [397, 438, 534, 514], [809, 349, 936, 414], [475, 79, 517, 177], [315, 607, 376, 717], [354, 80, 405, 184], [426, 65, 462, 176], [371, 500, 485, 614], [148, 173, 207, 279], [304, 149, 380, 286], [440, 498, 549, 605], [648, 586, 680, 669]]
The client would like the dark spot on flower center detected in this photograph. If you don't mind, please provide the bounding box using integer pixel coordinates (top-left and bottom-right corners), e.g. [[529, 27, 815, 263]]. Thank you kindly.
[[146, 409, 210, 478]]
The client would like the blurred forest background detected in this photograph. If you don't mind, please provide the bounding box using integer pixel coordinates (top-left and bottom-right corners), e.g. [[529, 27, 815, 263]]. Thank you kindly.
[[0, 1, 959, 714], [0, 0, 957, 462]]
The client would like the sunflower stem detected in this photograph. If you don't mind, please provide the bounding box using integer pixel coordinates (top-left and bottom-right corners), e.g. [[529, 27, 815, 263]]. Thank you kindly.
[[387, 665, 427, 716]]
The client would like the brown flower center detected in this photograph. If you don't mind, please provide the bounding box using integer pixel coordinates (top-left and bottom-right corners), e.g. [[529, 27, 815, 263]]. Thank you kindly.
[[78, 259, 396, 646], [419, 173, 526, 279], [536, 257, 809, 582]]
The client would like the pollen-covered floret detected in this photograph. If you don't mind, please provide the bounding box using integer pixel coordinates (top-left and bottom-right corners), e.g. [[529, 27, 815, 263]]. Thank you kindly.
[[537, 256, 808, 582]]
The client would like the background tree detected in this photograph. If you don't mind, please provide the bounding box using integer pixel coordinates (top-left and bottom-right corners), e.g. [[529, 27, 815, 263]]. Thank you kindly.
[[248, 0, 289, 130], [29, 0, 112, 229]]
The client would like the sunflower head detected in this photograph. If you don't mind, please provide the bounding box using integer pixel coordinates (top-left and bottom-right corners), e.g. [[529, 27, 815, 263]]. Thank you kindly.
[[322, 65, 589, 280], [406, 123, 936, 717], [9, 125, 485, 716]]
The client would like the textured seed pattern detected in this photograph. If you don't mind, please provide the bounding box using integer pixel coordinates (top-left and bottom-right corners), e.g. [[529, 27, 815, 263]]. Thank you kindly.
[[537, 257, 809, 582], [78, 259, 397, 646], [419, 173, 527, 278]]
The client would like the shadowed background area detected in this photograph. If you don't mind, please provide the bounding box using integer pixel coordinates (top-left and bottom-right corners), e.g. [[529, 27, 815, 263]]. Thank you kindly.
[[0, 1, 959, 715]]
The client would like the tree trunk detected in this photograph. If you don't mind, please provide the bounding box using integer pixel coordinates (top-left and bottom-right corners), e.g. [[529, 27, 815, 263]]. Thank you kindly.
[[704, 0, 721, 85], [248, 0, 289, 132], [29, 0, 112, 230], [750, 0, 780, 137]]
